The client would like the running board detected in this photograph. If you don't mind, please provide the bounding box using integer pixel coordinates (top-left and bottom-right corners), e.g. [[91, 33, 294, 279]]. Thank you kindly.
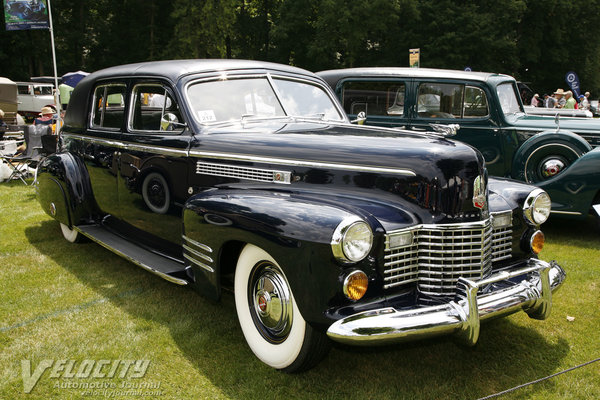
[[75, 224, 189, 286]]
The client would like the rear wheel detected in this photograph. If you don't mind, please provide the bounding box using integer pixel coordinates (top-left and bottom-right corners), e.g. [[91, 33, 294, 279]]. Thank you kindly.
[[60, 223, 83, 243], [234, 244, 330, 372]]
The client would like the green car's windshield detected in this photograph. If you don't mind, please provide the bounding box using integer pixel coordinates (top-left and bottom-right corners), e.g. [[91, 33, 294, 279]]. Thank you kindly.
[[496, 82, 523, 115], [186, 76, 344, 125]]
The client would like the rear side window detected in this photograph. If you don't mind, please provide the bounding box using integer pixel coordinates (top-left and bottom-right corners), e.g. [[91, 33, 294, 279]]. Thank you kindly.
[[91, 83, 127, 130], [341, 81, 406, 117], [417, 82, 489, 119]]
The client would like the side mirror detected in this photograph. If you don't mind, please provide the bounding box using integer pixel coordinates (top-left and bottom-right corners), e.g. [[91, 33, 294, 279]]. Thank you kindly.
[[351, 111, 367, 125], [160, 113, 186, 131]]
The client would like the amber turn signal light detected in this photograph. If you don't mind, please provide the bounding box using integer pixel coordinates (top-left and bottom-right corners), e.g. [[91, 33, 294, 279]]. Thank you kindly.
[[530, 230, 545, 254], [343, 270, 368, 301]]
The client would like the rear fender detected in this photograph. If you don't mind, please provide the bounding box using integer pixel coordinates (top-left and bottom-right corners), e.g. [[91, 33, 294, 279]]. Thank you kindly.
[[512, 130, 592, 181], [536, 146, 600, 216], [36, 152, 95, 226]]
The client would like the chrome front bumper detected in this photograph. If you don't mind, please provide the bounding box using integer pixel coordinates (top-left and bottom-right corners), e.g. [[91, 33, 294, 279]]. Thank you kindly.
[[327, 259, 566, 346]]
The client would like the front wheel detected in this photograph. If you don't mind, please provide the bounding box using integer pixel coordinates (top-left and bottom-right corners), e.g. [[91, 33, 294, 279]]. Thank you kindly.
[[234, 244, 330, 372]]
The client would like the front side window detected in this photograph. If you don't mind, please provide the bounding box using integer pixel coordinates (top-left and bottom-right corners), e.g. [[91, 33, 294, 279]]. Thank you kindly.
[[91, 83, 126, 129], [341, 81, 406, 116], [186, 76, 343, 125], [417, 83, 463, 118], [496, 82, 523, 115], [464, 86, 489, 118], [129, 83, 182, 132]]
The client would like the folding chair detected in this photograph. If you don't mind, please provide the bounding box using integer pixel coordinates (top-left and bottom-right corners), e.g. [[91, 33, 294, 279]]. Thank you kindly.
[[0, 125, 47, 185]]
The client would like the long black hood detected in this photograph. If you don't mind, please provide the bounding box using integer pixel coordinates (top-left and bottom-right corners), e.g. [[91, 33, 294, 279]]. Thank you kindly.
[[195, 121, 489, 226]]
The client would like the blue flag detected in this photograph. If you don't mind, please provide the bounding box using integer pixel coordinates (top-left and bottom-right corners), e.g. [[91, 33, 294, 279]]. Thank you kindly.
[[4, 0, 49, 31], [565, 71, 581, 98]]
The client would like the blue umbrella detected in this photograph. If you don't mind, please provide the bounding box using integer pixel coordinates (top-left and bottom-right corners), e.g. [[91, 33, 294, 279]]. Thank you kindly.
[[61, 71, 89, 88]]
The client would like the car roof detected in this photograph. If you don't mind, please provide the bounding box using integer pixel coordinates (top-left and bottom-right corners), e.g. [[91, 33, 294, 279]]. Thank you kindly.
[[86, 59, 316, 83], [317, 67, 514, 86]]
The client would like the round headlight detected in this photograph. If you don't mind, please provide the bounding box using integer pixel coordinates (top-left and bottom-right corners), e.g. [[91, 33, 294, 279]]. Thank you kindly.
[[524, 189, 551, 225], [331, 217, 373, 263]]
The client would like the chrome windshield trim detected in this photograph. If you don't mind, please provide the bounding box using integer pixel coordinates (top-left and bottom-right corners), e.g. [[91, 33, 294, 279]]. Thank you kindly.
[[188, 150, 416, 177], [183, 72, 348, 127]]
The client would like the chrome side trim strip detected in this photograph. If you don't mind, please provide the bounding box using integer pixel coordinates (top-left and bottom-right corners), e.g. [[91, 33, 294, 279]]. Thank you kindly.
[[61, 133, 188, 157], [61, 132, 416, 177], [73, 226, 188, 286], [189, 150, 417, 176], [183, 253, 215, 273], [182, 235, 213, 253], [550, 210, 583, 216]]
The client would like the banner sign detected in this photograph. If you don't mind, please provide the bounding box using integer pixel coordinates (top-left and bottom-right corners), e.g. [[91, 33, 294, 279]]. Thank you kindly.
[[409, 48, 420, 68], [4, 0, 49, 31], [565, 71, 581, 98]]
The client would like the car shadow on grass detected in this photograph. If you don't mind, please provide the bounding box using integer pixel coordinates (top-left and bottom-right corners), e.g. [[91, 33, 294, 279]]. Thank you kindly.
[[25, 220, 570, 400]]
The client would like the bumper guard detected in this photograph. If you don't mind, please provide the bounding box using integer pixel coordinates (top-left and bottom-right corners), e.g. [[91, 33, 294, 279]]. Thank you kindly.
[[326, 259, 566, 346]]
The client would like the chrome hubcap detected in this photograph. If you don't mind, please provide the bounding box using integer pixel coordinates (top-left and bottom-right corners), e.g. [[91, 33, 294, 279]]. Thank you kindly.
[[541, 158, 565, 178], [249, 262, 293, 343]]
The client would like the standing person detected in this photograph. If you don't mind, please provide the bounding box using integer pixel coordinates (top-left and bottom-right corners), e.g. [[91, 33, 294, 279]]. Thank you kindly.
[[564, 91, 576, 109], [545, 94, 556, 108], [579, 94, 589, 110], [530, 93, 540, 107], [0, 109, 7, 129], [554, 89, 566, 108]]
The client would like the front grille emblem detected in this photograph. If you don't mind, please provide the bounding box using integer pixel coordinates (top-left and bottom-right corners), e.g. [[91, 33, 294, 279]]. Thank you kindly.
[[473, 175, 486, 210]]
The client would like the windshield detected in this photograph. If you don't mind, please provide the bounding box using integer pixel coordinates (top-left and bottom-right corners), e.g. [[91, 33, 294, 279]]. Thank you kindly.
[[496, 82, 523, 115], [186, 76, 343, 125]]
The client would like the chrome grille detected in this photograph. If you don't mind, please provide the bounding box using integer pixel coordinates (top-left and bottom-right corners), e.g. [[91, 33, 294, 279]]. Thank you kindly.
[[384, 218, 512, 297], [491, 226, 512, 262], [195, 161, 290, 184]]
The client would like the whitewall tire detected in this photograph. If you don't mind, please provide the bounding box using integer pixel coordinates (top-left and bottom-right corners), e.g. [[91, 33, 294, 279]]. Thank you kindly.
[[234, 244, 329, 372], [60, 223, 82, 243]]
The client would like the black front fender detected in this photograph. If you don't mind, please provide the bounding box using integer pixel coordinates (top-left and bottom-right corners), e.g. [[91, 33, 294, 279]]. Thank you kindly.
[[182, 189, 378, 325]]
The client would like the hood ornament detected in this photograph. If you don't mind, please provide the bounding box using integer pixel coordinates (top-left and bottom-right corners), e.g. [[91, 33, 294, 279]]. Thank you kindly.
[[429, 123, 460, 137], [473, 175, 487, 210]]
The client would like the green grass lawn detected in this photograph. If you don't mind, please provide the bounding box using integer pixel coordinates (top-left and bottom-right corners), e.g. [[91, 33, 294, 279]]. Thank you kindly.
[[1, 180, 598, 400]]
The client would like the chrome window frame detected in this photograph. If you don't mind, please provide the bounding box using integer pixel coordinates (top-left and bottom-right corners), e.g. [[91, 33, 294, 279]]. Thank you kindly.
[[126, 82, 184, 135], [89, 82, 127, 131]]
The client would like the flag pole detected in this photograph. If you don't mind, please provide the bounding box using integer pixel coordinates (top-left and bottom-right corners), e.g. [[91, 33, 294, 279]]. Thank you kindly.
[[46, 0, 62, 133]]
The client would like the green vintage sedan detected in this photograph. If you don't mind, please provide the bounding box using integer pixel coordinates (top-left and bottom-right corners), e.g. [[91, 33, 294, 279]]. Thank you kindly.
[[318, 68, 600, 226]]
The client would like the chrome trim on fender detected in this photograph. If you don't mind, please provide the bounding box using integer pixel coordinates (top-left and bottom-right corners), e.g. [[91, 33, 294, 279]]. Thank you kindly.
[[182, 235, 213, 253], [183, 253, 215, 273], [327, 259, 565, 346], [189, 149, 416, 176]]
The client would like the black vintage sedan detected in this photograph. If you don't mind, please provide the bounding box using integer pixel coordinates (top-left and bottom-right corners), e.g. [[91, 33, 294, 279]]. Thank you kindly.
[[36, 60, 565, 371]]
